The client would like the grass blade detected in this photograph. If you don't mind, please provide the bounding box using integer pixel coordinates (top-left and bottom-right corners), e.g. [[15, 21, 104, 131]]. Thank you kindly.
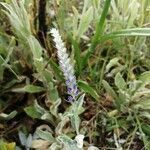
[[78, 80, 99, 101], [82, 0, 111, 66]]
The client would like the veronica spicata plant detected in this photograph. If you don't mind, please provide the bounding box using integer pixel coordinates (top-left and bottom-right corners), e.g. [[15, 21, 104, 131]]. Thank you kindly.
[[50, 28, 79, 102]]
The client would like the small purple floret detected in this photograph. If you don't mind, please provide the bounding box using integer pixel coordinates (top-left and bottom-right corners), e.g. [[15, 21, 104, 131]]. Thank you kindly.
[[67, 87, 72, 94], [67, 96, 74, 102]]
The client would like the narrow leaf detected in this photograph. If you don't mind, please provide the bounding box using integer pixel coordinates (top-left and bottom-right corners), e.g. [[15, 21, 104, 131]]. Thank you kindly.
[[77, 7, 93, 39], [0, 111, 17, 121], [101, 28, 150, 42], [12, 85, 45, 93], [102, 80, 120, 110], [139, 71, 150, 83], [24, 105, 42, 119], [83, 0, 111, 66], [35, 129, 55, 142], [115, 72, 127, 90], [78, 80, 99, 101]]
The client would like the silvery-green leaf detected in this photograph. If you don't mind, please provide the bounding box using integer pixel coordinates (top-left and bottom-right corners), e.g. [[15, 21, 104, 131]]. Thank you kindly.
[[67, 94, 85, 134], [70, 113, 80, 134], [41, 113, 55, 125], [28, 35, 42, 59], [47, 82, 59, 102], [11, 84, 45, 93], [139, 71, 150, 83], [0, 55, 19, 79], [107, 66, 125, 77], [57, 134, 81, 150], [0, 111, 17, 121], [18, 131, 27, 146], [133, 99, 150, 110], [72, 6, 79, 35], [78, 81, 99, 100], [102, 80, 120, 109], [34, 100, 47, 114], [77, 7, 93, 39], [50, 98, 61, 117], [132, 88, 150, 100], [35, 129, 55, 142], [42, 69, 54, 83], [1, 1, 31, 38], [34, 58, 44, 73], [140, 112, 150, 119], [24, 100, 54, 124], [26, 134, 32, 148], [24, 105, 42, 119], [105, 57, 120, 73], [49, 142, 62, 150], [55, 116, 70, 135], [82, 0, 91, 13], [128, 80, 143, 94], [72, 94, 85, 114], [115, 72, 127, 90]]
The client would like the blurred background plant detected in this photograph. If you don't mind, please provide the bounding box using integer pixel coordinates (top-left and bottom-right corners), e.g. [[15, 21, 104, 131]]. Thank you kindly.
[[0, 0, 150, 149]]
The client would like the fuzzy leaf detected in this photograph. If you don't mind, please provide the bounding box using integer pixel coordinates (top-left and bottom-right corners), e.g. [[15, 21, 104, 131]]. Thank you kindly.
[[24, 105, 42, 119], [77, 7, 93, 39], [78, 80, 99, 100], [24, 100, 55, 124], [28, 36, 42, 59], [102, 80, 120, 110], [47, 82, 59, 102], [70, 113, 80, 134], [50, 98, 61, 117], [49, 142, 61, 150], [134, 99, 150, 110], [139, 71, 150, 83], [101, 28, 150, 42], [105, 57, 120, 73], [68, 95, 85, 134], [0, 111, 17, 121], [74, 94, 85, 114], [12, 84, 45, 93], [35, 129, 55, 142], [55, 116, 70, 135], [18, 131, 27, 146], [26, 134, 32, 148], [115, 72, 127, 90], [57, 134, 80, 150]]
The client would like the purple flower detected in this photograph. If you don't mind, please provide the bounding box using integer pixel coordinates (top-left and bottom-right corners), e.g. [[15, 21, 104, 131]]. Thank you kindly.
[[50, 28, 79, 102]]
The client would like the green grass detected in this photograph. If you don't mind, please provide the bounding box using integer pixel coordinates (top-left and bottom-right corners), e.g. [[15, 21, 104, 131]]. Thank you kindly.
[[0, 0, 150, 149]]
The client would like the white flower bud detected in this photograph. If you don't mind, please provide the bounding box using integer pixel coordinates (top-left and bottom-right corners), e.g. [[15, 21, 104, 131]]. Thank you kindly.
[[75, 134, 84, 149]]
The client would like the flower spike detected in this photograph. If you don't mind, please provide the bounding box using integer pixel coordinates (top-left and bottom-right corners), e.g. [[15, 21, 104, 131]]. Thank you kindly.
[[50, 28, 79, 102]]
